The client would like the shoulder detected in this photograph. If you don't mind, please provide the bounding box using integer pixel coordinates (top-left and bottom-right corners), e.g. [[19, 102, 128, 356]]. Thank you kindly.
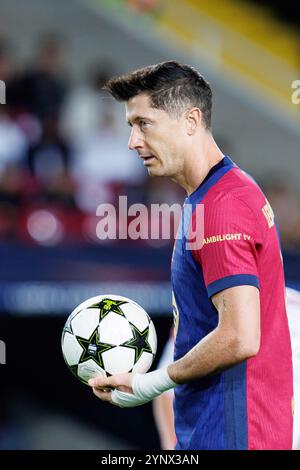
[[204, 167, 270, 224], [194, 167, 275, 247], [206, 167, 265, 205]]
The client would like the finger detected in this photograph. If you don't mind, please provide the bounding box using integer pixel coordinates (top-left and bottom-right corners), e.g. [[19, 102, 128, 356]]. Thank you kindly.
[[92, 387, 113, 403], [88, 376, 112, 389]]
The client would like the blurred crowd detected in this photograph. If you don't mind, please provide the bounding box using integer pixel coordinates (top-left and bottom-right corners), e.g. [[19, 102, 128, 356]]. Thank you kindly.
[[0, 33, 299, 250], [0, 33, 182, 246]]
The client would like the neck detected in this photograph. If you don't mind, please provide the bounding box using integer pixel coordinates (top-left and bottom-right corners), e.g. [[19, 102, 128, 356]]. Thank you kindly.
[[173, 132, 224, 195]]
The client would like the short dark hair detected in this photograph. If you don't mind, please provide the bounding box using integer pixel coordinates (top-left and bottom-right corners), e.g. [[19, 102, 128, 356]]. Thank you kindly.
[[103, 60, 213, 130]]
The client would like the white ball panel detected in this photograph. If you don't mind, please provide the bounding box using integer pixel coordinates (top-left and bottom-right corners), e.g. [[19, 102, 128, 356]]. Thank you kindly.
[[148, 321, 157, 354], [62, 332, 83, 366], [122, 303, 150, 331], [77, 360, 106, 383], [71, 308, 99, 338], [132, 351, 154, 373], [102, 346, 135, 375], [99, 312, 133, 345]]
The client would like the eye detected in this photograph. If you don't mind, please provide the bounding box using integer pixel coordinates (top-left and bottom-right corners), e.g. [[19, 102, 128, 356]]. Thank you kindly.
[[139, 120, 149, 129]]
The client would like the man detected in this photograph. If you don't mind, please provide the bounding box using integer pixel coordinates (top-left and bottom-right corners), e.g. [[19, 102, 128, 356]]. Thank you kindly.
[[88, 61, 293, 450]]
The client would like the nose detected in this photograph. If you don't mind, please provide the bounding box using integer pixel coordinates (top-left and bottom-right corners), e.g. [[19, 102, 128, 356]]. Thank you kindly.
[[128, 127, 144, 151]]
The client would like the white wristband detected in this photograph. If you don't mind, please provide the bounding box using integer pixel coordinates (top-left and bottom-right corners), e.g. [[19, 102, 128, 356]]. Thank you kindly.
[[111, 367, 177, 408], [133, 367, 177, 400]]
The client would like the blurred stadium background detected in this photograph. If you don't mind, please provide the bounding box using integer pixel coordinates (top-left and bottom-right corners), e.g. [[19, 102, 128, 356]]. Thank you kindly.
[[0, 0, 300, 450]]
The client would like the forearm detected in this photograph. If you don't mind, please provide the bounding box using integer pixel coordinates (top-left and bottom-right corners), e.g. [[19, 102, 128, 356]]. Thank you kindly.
[[167, 327, 246, 384]]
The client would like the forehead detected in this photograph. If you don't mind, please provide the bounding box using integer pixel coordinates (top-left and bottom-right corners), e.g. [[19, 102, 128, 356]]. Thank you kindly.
[[125, 93, 164, 123]]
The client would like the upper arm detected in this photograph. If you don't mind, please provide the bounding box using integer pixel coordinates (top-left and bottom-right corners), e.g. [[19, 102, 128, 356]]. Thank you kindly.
[[192, 190, 264, 359], [193, 191, 263, 297], [212, 284, 261, 358]]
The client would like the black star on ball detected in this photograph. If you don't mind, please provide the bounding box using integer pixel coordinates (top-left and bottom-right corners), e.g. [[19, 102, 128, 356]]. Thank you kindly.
[[77, 328, 114, 369], [122, 324, 152, 363], [89, 298, 127, 320]]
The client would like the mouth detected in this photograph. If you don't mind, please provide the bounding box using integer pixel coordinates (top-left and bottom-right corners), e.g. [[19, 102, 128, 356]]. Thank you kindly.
[[140, 155, 156, 166]]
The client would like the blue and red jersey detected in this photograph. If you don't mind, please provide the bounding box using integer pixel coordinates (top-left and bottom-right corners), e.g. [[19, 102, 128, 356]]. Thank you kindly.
[[172, 156, 293, 450]]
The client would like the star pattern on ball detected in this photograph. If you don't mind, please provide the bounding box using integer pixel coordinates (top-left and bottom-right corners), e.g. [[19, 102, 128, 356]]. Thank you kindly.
[[122, 323, 152, 363], [88, 298, 128, 320], [76, 327, 115, 369]]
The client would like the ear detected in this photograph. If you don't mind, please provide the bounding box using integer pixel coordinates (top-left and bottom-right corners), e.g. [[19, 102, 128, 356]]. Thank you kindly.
[[185, 107, 202, 135]]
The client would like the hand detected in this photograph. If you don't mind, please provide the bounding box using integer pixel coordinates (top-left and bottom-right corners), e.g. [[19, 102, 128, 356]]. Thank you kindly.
[[88, 373, 134, 406], [88, 367, 175, 408]]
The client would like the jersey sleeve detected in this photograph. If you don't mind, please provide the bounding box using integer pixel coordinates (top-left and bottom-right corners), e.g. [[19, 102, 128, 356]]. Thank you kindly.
[[193, 193, 263, 298]]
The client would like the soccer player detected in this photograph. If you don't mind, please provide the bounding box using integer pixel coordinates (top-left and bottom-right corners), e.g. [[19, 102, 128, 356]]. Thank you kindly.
[[88, 61, 293, 450]]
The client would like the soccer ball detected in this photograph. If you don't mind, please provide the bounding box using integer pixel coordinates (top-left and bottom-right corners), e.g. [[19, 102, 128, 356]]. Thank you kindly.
[[61, 294, 157, 385]]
